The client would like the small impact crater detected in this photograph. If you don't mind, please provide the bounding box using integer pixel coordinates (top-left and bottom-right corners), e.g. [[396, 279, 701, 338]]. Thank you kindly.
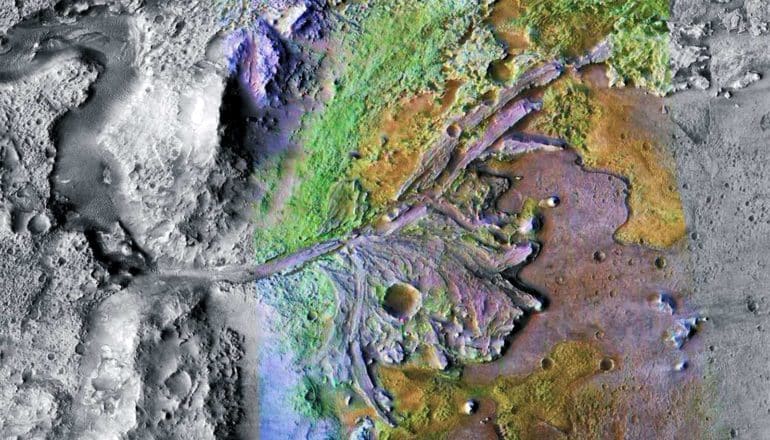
[[599, 357, 615, 372], [383, 283, 422, 320]]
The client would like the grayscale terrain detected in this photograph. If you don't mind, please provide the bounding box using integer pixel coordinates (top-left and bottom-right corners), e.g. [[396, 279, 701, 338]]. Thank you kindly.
[[0, 1, 261, 438], [670, 0, 770, 438]]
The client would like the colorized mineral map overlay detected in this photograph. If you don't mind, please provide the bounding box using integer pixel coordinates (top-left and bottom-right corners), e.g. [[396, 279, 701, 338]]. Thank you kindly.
[[1, 0, 770, 439]]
